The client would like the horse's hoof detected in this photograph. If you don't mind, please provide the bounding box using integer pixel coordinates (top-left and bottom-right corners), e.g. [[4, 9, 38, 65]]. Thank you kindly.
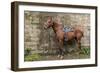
[[57, 55, 60, 58], [60, 56, 64, 59]]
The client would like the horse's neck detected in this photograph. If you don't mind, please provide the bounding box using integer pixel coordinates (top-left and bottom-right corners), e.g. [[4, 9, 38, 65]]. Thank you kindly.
[[52, 22, 63, 33]]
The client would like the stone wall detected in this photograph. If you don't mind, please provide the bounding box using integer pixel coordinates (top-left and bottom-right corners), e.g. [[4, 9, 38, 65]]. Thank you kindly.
[[24, 11, 90, 53]]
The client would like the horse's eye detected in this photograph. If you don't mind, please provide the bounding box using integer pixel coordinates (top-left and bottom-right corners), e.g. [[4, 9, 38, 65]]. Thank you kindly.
[[48, 21, 51, 23]]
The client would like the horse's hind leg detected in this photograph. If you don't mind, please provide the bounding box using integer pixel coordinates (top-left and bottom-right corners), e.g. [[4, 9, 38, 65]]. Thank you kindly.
[[77, 40, 81, 50], [76, 39, 81, 54]]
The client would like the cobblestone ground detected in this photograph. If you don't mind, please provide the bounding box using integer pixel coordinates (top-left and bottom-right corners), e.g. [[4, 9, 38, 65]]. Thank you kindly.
[[39, 52, 90, 61]]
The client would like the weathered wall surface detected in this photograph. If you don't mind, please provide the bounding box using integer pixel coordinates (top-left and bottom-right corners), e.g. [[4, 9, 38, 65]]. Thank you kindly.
[[24, 11, 90, 53]]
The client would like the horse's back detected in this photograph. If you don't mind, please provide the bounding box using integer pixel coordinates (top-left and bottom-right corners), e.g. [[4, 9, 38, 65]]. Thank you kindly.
[[63, 27, 73, 32]]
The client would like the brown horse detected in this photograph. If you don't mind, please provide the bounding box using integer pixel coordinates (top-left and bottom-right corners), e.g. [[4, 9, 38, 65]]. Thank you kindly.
[[44, 16, 84, 59]]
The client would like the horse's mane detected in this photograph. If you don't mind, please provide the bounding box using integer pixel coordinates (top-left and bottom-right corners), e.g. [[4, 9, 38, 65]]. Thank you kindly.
[[53, 16, 63, 25]]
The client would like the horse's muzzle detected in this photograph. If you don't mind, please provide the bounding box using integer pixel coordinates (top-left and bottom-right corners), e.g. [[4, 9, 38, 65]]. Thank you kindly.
[[43, 23, 48, 29]]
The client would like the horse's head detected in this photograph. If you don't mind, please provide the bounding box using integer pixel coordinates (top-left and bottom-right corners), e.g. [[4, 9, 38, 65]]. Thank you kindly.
[[44, 16, 53, 29]]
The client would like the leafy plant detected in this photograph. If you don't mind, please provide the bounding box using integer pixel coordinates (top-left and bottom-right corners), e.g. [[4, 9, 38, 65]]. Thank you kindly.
[[81, 47, 90, 55], [24, 53, 42, 61], [24, 48, 32, 56]]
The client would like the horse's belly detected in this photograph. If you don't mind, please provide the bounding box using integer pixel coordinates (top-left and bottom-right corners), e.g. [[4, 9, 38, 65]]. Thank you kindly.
[[66, 32, 75, 40]]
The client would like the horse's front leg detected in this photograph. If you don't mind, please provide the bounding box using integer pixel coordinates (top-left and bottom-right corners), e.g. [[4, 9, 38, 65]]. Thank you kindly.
[[58, 40, 64, 59]]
